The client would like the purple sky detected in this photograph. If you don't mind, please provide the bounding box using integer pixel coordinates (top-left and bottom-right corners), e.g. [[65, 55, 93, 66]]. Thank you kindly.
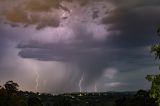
[[0, 0, 160, 94]]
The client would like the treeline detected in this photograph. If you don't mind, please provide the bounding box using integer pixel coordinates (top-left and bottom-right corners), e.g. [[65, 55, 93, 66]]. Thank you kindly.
[[0, 80, 157, 106], [0, 81, 74, 106]]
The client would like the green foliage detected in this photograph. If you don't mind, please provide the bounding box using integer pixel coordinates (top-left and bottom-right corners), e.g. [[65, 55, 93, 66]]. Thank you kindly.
[[151, 44, 160, 59], [146, 28, 160, 106], [146, 74, 160, 106]]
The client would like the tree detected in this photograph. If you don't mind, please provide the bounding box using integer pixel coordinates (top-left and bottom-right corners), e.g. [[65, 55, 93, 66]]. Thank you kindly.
[[4, 81, 19, 93], [146, 28, 160, 106], [0, 81, 27, 106]]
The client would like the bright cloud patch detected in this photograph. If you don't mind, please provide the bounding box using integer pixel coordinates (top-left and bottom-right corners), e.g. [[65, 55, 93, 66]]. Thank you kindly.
[[104, 68, 118, 79], [105, 82, 127, 88]]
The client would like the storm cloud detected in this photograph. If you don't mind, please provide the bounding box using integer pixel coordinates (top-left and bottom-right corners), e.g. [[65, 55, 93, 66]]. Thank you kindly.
[[0, 0, 160, 93]]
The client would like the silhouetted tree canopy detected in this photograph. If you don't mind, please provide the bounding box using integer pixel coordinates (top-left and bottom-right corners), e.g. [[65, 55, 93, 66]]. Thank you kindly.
[[4, 81, 19, 92]]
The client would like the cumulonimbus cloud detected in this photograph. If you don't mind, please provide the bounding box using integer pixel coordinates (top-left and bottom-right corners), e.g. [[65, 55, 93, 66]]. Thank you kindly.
[[0, 0, 160, 92]]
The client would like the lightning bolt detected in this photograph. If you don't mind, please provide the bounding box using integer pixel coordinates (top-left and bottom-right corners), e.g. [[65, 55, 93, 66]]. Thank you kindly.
[[33, 67, 39, 92], [79, 72, 84, 93], [25, 60, 40, 93], [94, 83, 97, 92]]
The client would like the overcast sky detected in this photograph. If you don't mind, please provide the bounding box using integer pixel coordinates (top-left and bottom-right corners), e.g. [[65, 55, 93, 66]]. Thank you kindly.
[[0, 0, 160, 94]]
